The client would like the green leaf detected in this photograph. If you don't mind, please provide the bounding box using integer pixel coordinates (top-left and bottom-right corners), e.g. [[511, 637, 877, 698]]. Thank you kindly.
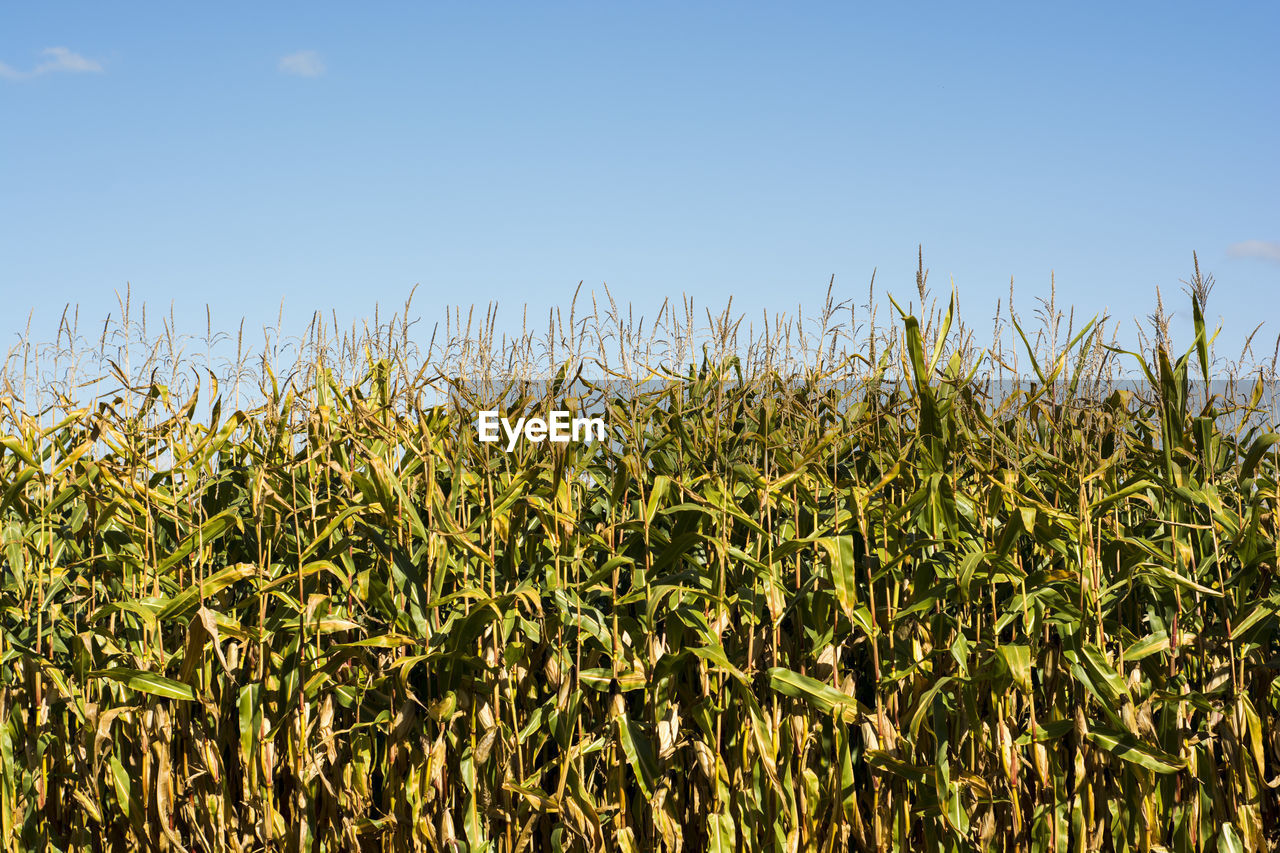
[[866, 751, 929, 785], [155, 510, 239, 574], [1089, 480, 1157, 512], [816, 535, 859, 616], [109, 756, 131, 820], [1192, 294, 1210, 384], [90, 668, 197, 702], [1137, 561, 1223, 597], [1218, 824, 1244, 853], [928, 291, 956, 376], [942, 784, 970, 835], [239, 683, 261, 767], [692, 643, 748, 684], [1086, 724, 1184, 774], [1232, 595, 1280, 640], [156, 562, 257, 621], [708, 812, 735, 853], [615, 713, 658, 800], [644, 475, 672, 527], [998, 644, 1032, 694], [1122, 632, 1170, 662], [1241, 433, 1280, 482], [766, 667, 863, 721], [1077, 642, 1131, 708]]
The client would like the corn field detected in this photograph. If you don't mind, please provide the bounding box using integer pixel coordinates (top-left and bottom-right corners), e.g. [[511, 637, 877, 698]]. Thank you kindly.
[[3, 269, 1280, 851]]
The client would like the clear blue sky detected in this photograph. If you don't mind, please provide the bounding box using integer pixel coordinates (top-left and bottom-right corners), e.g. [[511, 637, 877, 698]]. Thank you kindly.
[[3, 1, 1278, 366]]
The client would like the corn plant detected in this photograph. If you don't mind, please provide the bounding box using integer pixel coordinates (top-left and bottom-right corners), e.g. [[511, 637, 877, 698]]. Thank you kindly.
[[1, 276, 1278, 851]]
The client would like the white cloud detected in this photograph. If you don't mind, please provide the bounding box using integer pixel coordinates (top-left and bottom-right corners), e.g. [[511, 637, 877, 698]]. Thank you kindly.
[[279, 50, 325, 77], [1227, 240, 1280, 264], [37, 47, 103, 74], [0, 47, 103, 80]]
